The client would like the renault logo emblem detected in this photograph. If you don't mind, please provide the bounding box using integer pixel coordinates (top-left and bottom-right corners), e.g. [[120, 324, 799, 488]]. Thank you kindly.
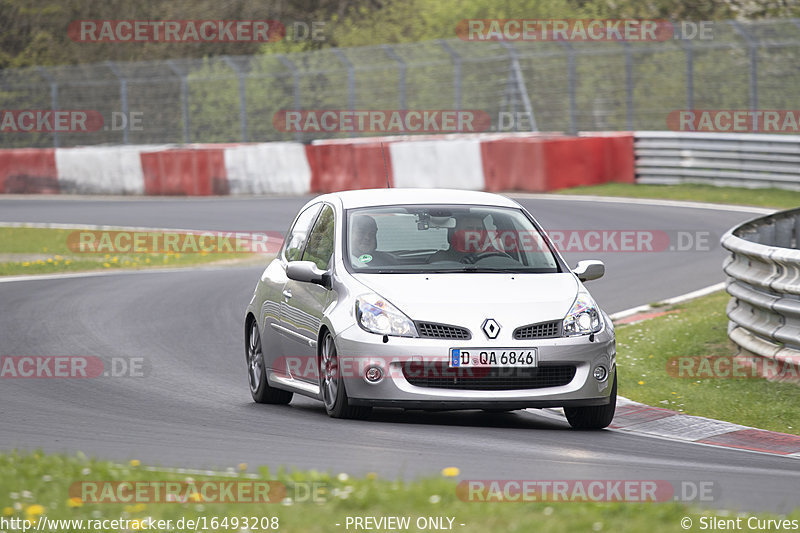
[[482, 318, 500, 339]]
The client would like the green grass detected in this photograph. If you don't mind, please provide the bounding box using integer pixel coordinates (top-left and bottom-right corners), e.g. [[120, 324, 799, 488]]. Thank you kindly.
[[554, 183, 800, 210], [0, 227, 264, 276], [616, 290, 800, 435], [1, 451, 796, 532]]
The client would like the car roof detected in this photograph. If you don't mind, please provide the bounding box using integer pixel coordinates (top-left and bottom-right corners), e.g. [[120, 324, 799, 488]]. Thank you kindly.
[[315, 188, 521, 210]]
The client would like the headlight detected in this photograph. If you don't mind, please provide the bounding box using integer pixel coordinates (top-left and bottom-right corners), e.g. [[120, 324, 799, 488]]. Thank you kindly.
[[355, 293, 418, 338], [563, 292, 602, 336]]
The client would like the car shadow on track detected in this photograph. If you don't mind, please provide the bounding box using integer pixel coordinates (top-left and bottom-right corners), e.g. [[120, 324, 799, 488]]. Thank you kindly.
[[256, 396, 572, 431]]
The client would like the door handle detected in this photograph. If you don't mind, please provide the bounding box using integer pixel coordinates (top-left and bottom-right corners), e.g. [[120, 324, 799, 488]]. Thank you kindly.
[[282, 289, 292, 299]]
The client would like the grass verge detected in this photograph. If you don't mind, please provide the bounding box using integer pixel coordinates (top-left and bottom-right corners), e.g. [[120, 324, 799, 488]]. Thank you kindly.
[[554, 183, 800, 210], [0, 227, 265, 276], [616, 290, 800, 435], [2, 451, 797, 532]]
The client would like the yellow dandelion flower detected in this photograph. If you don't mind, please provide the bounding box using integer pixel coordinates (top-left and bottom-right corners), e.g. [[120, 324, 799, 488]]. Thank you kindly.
[[638, 380, 645, 385], [3, 507, 13, 516], [441, 467, 460, 477], [129, 459, 140, 467], [65, 260, 71, 265], [366, 472, 378, 480], [103, 262, 111, 268], [188, 492, 203, 502], [25, 504, 44, 517], [22, 262, 30, 267], [67, 498, 82, 508], [238, 463, 247, 471]]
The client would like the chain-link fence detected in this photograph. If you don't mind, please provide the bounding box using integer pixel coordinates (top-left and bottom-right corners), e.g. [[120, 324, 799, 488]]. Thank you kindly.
[[2, 18, 800, 148]]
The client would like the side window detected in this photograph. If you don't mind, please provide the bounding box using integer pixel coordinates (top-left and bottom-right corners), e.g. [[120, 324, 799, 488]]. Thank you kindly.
[[282, 204, 322, 262], [303, 205, 335, 270]]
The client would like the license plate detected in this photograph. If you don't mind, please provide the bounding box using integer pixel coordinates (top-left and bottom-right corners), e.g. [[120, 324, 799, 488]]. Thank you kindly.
[[449, 348, 538, 368]]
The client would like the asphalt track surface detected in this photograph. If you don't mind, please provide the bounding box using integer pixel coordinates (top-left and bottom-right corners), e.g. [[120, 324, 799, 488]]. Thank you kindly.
[[1, 195, 797, 513]]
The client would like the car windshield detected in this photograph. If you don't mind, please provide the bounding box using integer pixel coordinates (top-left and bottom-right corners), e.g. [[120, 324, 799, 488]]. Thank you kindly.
[[345, 205, 561, 273]]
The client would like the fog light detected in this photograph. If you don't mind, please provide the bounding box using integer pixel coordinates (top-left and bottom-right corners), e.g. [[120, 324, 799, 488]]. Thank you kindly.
[[593, 365, 608, 382], [365, 366, 383, 383]]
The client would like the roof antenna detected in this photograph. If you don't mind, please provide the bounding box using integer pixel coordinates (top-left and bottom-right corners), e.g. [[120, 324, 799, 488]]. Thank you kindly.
[[381, 142, 391, 188]]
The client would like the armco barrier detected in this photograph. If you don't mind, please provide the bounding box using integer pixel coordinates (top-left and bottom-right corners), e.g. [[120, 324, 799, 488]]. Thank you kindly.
[[721, 208, 800, 380], [635, 131, 800, 190], [0, 148, 58, 194], [0, 133, 635, 196]]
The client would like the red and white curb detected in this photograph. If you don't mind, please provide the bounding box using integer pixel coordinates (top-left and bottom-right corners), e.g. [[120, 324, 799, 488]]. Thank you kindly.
[[536, 281, 800, 458], [611, 397, 800, 457]]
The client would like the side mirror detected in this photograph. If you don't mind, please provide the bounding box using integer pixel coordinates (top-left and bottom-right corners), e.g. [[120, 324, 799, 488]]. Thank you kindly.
[[572, 260, 604, 282], [286, 261, 329, 287]]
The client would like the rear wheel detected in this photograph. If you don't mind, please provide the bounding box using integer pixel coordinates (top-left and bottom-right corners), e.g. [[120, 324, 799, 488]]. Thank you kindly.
[[564, 371, 616, 429], [320, 332, 372, 419], [247, 320, 293, 404]]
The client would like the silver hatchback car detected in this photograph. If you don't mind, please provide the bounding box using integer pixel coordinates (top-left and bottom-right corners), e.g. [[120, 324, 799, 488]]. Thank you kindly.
[[245, 189, 616, 429]]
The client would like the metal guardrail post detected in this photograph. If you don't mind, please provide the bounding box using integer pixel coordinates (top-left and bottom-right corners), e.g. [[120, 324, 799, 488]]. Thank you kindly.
[[499, 41, 537, 132], [620, 42, 634, 131], [332, 49, 355, 111], [438, 40, 461, 112], [223, 56, 248, 142], [382, 45, 407, 110], [36, 67, 60, 148], [557, 41, 577, 135], [277, 55, 302, 142], [106, 61, 129, 144], [681, 40, 694, 110], [167, 60, 190, 144], [729, 21, 758, 111]]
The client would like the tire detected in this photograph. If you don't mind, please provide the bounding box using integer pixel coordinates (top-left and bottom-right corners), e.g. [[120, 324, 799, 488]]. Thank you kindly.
[[319, 331, 372, 419], [564, 371, 616, 430], [247, 320, 293, 404]]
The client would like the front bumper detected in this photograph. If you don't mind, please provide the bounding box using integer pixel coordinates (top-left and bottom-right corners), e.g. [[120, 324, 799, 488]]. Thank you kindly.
[[334, 320, 615, 409]]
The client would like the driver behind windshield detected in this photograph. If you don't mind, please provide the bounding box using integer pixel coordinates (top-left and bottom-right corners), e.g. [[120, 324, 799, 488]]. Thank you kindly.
[[350, 215, 397, 267], [428, 214, 489, 263]]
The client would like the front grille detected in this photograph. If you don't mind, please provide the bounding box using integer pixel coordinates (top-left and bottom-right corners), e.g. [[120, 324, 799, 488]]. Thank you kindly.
[[513, 320, 562, 340], [416, 322, 471, 340], [402, 362, 576, 391]]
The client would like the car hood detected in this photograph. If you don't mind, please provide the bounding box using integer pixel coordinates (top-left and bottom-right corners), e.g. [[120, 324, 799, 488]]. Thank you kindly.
[[350, 272, 581, 335]]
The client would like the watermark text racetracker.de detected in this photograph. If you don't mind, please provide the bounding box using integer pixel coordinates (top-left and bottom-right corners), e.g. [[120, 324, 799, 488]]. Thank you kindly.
[[456, 19, 714, 41], [66, 230, 284, 254], [0, 110, 143, 133], [273, 109, 491, 134], [666, 355, 800, 380], [0, 356, 148, 379], [447, 230, 715, 254], [457, 479, 717, 502], [668, 109, 800, 133]]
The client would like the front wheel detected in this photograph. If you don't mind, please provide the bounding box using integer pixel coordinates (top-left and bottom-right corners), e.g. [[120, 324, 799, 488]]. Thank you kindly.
[[564, 371, 616, 429], [247, 320, 293, 404], [320, 332, 372, 419]]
